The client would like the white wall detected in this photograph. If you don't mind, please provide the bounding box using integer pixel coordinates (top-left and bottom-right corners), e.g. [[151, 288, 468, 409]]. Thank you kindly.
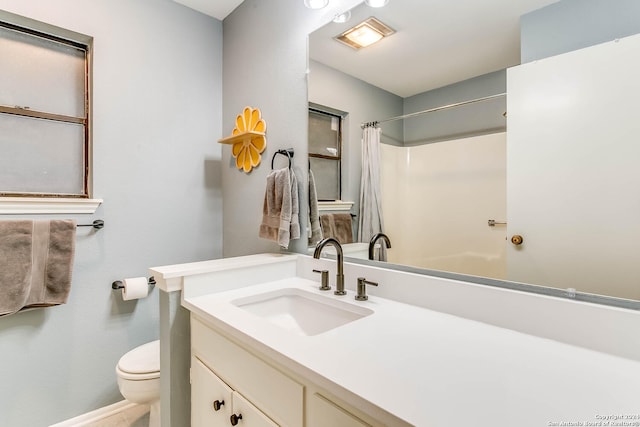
[[0, 1, 223, 425], [381, 133, 507, 278]]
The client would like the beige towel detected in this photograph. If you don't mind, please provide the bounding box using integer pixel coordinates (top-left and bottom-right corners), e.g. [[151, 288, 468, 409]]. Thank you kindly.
[[319, 213, 353, 244], [259, 168, 300, 249], [333, 213, 354, 244], [0, 219, 76, 316], [308, 170, 322, 245]]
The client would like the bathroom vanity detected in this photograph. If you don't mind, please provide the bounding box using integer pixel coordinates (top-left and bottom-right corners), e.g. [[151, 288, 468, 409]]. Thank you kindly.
[[151, 253, 640, 427], [190, 314, 387, 426]]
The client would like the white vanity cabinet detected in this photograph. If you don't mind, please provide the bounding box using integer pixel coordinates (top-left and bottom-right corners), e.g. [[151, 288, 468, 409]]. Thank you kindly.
[[307, 393, 372, 427], [190, 315, 385, 427], [191, 316, 303, 426], [191, 356, 278, 427]]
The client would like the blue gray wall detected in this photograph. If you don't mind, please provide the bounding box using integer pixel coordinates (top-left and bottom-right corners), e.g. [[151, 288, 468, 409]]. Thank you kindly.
[[402, 70, 506, 145], [521, 0, 640, 62], [0, 1, 223, 425], [221, 0, 360, 257], [308, 59, 402, 223]]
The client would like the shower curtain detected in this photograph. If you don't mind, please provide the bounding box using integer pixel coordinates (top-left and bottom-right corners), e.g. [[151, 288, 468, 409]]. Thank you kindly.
[[358, 125, 386, 260]]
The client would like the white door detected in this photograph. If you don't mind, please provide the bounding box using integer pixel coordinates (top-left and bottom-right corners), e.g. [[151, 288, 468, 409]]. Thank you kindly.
[[506, 34, 640, 300]]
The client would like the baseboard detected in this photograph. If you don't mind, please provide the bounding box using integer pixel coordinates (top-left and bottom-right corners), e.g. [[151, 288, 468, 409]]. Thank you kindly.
[[49, 400, 139, 427]]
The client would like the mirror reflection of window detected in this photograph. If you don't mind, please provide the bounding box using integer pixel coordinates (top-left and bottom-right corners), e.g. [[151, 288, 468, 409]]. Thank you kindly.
[[308, 107, 343, 201]]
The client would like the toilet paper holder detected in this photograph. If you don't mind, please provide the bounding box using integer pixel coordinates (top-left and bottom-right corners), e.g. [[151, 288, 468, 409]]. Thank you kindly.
[[111, 276, 156, 290]]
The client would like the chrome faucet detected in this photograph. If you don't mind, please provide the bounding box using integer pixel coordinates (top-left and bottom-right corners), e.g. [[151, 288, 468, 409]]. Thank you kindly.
[[368, 233, 392, 260], [313, 237, 346, 295]]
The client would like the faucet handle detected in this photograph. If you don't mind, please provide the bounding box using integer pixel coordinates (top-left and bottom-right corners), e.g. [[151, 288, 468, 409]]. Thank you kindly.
[[312, 269, 331, 291], [355, 277, 378, 301]]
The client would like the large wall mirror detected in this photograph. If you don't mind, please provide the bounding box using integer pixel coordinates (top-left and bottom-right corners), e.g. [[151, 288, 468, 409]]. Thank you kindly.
[[307, 0, 640, 308]]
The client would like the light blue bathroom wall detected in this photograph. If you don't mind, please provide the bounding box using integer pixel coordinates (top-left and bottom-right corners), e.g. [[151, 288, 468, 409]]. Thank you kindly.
[[222, 0, 361, 257], [308, 59, 403, 224], [309, 60, 505, 150], [402, 70, 506, 146], [521, 0, 640, 62], [0, 1, 223, 426]]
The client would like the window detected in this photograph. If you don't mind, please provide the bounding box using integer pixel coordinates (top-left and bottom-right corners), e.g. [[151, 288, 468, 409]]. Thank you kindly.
[[0, 11, 92, 199], [308, 107, 343, 201]]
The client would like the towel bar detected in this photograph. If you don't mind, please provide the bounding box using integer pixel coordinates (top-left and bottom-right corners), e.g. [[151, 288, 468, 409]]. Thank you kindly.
[[77, 219, 104, 229], [111, 276, 156, 290]]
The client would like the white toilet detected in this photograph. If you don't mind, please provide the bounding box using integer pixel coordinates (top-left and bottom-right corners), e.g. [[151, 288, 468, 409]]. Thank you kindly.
[[116, 340, 161, 427]]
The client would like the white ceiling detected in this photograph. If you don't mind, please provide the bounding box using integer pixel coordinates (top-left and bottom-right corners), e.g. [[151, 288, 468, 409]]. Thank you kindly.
[[311, 0, 559, 97], [173, 0, 559, 98], [172, 0, 243, 21]]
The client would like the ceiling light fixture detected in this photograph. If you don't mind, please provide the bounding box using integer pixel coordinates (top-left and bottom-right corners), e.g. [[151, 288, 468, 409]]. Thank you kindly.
[[335, 17, 395, 50], [364, 0, 389, 7], [333, 10, 351, 23], [304, 0, 329, 9]]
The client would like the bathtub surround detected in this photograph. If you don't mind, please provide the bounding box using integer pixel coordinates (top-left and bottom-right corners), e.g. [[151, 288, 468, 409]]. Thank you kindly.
[[0, 0, 222, 425], [381, 133, 507, 278]]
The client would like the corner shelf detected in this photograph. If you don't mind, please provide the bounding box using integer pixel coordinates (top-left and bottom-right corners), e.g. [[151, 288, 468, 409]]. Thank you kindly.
[[218, 131, 266, 145]]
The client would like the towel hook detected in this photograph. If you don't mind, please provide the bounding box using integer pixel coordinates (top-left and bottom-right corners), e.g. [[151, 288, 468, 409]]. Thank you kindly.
[[271, 148, 294, 169]]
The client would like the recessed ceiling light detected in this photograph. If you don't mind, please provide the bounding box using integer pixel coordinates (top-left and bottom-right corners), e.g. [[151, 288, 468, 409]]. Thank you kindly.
[[335, 17, 395, 50], [304, 0, 329, 9], [333, 10, 352, 23], [365, 0, 390, 7]]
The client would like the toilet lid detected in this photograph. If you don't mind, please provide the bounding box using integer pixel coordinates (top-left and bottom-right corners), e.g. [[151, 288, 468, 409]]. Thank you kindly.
[[117, 340, 160, 375]]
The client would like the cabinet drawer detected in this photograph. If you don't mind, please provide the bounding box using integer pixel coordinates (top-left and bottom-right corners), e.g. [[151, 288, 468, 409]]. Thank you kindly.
[[192, 316, 303, 427]]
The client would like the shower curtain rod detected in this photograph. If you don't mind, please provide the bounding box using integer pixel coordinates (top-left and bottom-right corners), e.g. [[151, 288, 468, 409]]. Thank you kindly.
[[360, 93, 506, 128]]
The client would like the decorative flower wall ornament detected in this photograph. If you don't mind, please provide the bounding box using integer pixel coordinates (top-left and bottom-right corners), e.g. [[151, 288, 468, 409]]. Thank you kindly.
[[228, 106, 267, 173]]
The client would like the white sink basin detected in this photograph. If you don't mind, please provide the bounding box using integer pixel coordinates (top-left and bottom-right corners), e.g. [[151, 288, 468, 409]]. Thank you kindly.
[[232, 288, 373, 336]]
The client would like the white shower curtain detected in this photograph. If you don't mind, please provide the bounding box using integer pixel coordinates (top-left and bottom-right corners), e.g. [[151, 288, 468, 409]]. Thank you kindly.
[[358, 125, 386, 260]]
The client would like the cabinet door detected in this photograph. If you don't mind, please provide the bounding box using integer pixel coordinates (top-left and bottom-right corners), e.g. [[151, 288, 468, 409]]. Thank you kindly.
[[231, 391, 279, 427], [307, 393, 371, 427], [192, 357, 233, 427]]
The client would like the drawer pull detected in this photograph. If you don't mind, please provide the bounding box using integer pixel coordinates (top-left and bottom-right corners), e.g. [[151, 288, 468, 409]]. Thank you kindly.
[[212, 399, 224, 411], [230, 413, 243, 425]]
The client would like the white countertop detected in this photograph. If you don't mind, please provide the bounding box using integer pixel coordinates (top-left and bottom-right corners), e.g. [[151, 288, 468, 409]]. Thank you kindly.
[[183, 277, 640, 427]]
